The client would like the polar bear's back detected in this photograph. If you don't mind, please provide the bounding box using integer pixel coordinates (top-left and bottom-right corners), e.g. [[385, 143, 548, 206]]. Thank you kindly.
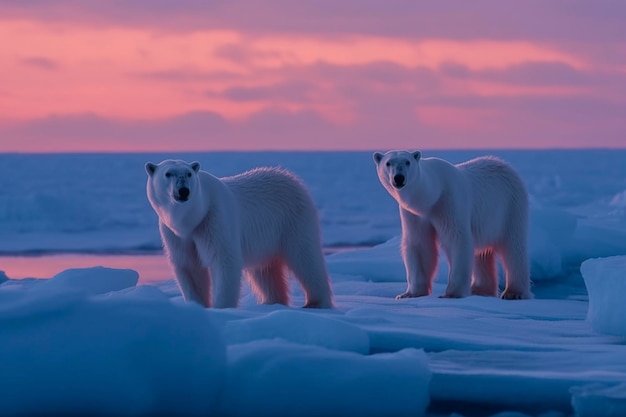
[[221, 167, 321, 263], [456, 156, 528, 246], [222, 167, 314, 210], [456, 156, 527, 202]]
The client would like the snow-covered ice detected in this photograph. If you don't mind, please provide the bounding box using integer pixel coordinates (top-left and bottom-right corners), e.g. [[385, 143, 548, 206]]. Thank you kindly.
[[1, 150, 626, 416], [223, 341, 430, 417], [0, 268, 226, 417]]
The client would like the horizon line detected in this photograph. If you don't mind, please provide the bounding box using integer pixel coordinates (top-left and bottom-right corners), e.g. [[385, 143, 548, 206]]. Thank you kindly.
[[1, 146, 625, 156]]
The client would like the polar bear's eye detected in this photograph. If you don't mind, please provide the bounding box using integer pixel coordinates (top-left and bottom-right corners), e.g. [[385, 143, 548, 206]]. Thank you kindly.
[[165, 172, 172, 178], [187, 172, 192, 178], [405, 161, 410, 166], [385, 162, 391, 167]]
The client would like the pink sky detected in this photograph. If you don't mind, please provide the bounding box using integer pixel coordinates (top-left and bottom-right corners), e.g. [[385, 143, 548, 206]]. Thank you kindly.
[[1, 1, 625, 152]]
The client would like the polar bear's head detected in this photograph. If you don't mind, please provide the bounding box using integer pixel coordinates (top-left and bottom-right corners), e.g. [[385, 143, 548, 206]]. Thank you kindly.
[[145, 159, 201, 204], [373, 150, 422, 190]]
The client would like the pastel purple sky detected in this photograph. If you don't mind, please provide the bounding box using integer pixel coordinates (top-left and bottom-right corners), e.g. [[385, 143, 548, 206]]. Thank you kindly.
[[1, 1, 625, 152]]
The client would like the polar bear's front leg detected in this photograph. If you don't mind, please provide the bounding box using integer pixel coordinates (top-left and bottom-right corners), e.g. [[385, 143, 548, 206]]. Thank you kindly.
[[172, 263, 211, 307], [397, 209, 439, 299], [209, 251, 243, 308], [160, 223, 211, 306], [439, 229, 473, 298]]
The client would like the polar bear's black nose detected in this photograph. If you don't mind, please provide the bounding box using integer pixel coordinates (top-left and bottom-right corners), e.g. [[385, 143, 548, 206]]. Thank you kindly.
[[178, 187, 190, 201], [393, 174, 406, 188]]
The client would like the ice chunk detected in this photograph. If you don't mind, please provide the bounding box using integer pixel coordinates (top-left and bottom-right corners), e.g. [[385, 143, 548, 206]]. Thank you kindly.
[[220, 340, 431, 417], [580, 256, 626, 337], [0, 275, 226, 416], [45, 266, 138, 295], [571, 383, 626, 417], [224, 309, 370, 354]]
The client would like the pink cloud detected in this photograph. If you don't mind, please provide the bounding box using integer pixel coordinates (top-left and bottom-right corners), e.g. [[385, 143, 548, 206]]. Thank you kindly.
[[3, 87, 624, 152], [1, 1, 625, 43], [0, 1, 625, 151], [19, 56, 59, 71]]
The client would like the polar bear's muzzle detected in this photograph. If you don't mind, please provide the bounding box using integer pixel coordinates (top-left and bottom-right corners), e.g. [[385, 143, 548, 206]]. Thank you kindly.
[[175, 186, 190, 202], [392, 174, 406, 189]]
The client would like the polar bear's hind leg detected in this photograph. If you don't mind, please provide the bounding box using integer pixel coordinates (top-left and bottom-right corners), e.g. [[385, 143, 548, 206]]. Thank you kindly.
[[471, 250, 498, 297], [247, 259, 290, 305], [498, 234, 532, 300], [284, 240, 334, 308]]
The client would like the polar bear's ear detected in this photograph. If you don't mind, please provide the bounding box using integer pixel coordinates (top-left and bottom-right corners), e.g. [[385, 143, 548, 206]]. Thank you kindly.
[[373, 152, 383, 165], [145, 162, 157, 176], [412, 151, 422, 161], [190, 161, 201, 173]]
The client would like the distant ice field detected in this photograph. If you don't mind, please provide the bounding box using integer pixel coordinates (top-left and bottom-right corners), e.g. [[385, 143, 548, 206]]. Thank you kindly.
[[1, 149, 625, 252]]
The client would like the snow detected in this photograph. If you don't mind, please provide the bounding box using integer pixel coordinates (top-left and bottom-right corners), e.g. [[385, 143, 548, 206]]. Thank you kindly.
[[1, 150, 626, 416]]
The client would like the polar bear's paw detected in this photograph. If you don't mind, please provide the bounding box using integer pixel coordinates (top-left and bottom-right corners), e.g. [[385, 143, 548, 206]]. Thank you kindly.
[[303, 299, 334, 309], [438, 293, 464, 299], [470, 285, 498, 297], [395, 291, 429, 300], [439, 288, 471, 298], [500, 288, 532, 300]]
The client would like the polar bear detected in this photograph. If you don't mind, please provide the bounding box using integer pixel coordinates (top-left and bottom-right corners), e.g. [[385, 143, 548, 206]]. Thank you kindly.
[[373, 150, 532, 300], [145, 159, 334, 309]]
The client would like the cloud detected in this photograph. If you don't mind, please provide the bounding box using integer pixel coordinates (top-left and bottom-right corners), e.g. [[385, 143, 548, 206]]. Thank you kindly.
[[1, 112, 229, 152], [216, 81, 316, 103], [440, 61, 594, 87], [213, 43, 288, 67], [1, 2, 625, 151], [1, 0, 625, 43], [3, 81, 625, 153], [202, 61, 442, 104], [19, 56, 58, 71], [0, 110, 345, 152], [3, 53, 625, 151], [131, 69, 241, 83]]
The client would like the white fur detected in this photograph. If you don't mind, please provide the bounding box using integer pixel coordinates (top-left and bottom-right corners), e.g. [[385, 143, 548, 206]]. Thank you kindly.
[[373, 150, 532, 300], [145, 159, 334, 308]]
